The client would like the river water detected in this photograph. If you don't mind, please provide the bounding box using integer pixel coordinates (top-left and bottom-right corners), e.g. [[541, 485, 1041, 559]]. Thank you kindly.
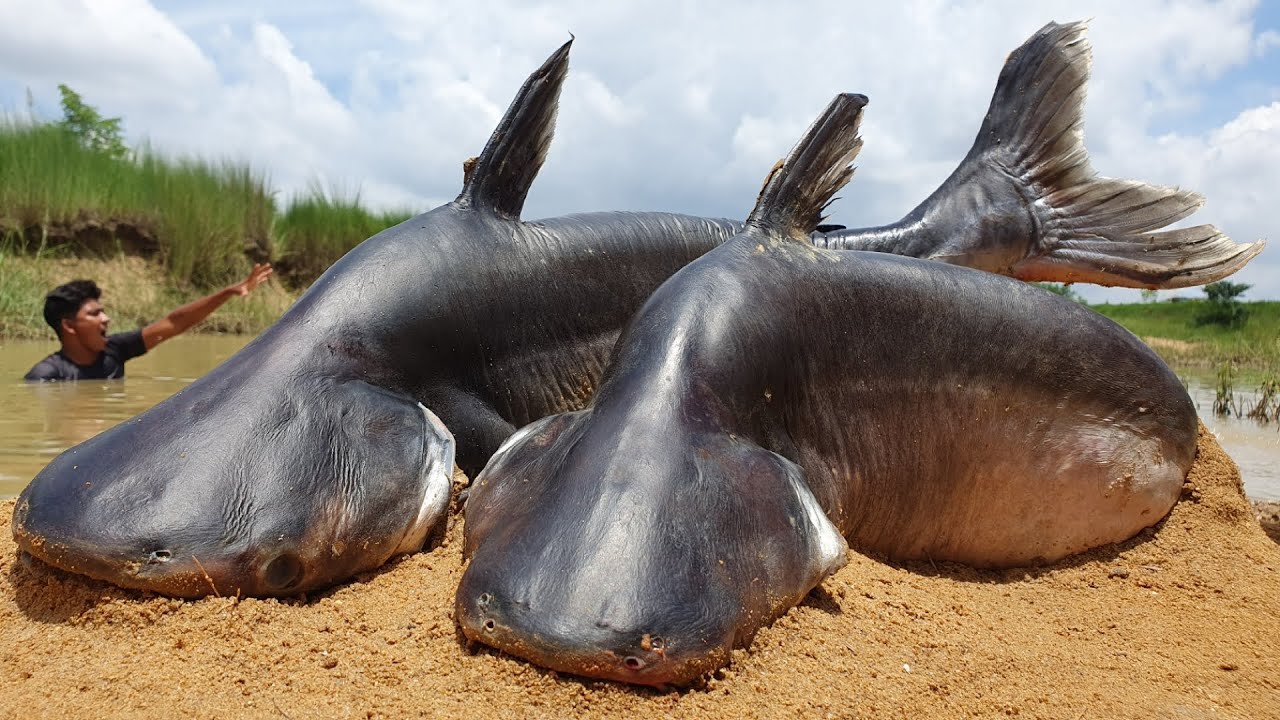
[[0, 335, 1277, 499]]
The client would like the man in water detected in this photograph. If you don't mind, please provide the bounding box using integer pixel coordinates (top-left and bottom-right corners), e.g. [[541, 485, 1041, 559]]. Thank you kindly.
[[23, 263, 274, 382]]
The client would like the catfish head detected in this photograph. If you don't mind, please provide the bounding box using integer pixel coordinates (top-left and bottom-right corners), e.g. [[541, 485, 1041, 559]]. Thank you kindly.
[[456, 407, 847, 686], [13, 355, 454, 598]]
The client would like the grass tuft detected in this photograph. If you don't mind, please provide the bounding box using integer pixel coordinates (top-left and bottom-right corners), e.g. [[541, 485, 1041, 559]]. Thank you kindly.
[[273, 184, 413, 284]]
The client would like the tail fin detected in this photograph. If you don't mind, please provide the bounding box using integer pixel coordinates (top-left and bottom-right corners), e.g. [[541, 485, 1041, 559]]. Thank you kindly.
[[977, 21, 1263, 288], [455, 39, 572, 219], [747, 93, 868, 239]]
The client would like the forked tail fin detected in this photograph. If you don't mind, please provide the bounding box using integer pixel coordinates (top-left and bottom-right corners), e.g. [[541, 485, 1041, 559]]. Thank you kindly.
[[819, 21, 1262, 288], [978, 21, 1263, 288], [747, 93, 868, 239], [455, 39, 572, 219]]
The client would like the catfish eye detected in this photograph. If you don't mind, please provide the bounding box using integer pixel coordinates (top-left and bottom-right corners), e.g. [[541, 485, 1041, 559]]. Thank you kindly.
[[263, 553, 304, 591]]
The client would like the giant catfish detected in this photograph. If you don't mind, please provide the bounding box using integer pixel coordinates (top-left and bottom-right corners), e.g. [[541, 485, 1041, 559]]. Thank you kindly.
[[457, 90, 1199, 686], [13, 22, 1256, 598]]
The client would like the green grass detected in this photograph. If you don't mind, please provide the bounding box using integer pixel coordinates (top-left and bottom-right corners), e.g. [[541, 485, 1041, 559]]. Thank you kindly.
[[0, 115, 419, 341], [1093, 300, 1280, 374], [0, 117, 273, 288], [0, 116, 419, 293], [133, 146, 275, 287], [273, 186, 413, 284], [0, 244, 50, 337]]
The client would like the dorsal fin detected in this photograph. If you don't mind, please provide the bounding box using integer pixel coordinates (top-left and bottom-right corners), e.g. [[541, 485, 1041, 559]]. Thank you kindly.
[[746, 93, 867, 240], [455, 38, 572, 219]]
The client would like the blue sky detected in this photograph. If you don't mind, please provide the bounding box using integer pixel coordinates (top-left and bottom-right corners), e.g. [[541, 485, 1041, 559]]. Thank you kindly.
[[1, 1, 1276, 303]]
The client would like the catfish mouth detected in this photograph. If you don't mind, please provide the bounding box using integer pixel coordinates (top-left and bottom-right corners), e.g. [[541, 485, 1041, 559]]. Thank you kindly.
[[454, 582, 731, 687], [15, 488, 357, 598], [12, 384, 458, 599], [14, 491, 315, 598], [14, 522, 313, 598], [12, 498, 254, 597]]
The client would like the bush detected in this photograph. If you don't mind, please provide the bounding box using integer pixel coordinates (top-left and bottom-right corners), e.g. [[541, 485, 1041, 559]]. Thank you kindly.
[[1195, 281, 1251, 328]]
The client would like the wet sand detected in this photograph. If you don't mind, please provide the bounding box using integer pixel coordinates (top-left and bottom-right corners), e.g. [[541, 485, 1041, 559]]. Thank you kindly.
[[2, 427, 1277, 719]]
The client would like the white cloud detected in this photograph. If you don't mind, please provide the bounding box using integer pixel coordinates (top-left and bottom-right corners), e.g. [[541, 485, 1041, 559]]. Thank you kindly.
[[0, 0, 216, 108], [0, 0, 1275, 297]]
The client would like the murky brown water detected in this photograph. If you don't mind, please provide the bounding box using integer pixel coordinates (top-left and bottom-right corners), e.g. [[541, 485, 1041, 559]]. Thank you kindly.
[[1, 336, 1277, 499], [1190, 382, 1280, 500], [0, 334, 252, 497]]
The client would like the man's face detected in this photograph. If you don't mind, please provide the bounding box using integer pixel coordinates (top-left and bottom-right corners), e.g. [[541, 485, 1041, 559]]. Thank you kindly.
[[63, 299, 110, 353]]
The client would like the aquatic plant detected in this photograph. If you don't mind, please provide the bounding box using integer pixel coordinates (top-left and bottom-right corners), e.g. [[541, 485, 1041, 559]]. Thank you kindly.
[[1213, 361, 1241, 417], [1247, 377, 1279, 425]]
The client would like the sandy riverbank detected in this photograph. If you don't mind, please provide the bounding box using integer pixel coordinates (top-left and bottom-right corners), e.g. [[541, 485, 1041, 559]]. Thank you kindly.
[[1, 427, 1277, 719]]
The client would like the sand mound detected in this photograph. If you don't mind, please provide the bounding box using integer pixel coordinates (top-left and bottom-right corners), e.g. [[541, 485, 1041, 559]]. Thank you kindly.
[[2, 428, 1277, 719]]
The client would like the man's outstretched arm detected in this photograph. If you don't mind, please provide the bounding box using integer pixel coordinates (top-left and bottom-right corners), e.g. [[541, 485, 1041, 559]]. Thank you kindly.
[[141, 263, 274, 350]]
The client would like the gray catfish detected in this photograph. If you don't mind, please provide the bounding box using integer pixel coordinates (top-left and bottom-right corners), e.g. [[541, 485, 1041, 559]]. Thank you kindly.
[[456, 92, 1198, 686], [13, 23, 1245, 599]]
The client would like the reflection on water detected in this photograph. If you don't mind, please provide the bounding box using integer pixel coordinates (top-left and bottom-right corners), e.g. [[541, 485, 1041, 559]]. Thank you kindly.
[[0, 336, 1278, 499]]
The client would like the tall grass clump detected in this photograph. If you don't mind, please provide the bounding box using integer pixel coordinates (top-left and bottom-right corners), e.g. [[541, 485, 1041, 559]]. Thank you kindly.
[[1247, 377, 1279, 424], [274, 185, 413, 285], [0, 117, 134, 231], [0, 114, 274, 288], [1213, 361, 1241, 417], [133, 145, 274, 287]]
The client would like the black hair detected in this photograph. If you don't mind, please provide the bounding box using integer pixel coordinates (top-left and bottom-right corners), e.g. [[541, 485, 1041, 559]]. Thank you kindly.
[[43, 279, 101, 338]]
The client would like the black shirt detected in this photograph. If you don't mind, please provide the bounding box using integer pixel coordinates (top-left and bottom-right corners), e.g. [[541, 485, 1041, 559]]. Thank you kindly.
[[23, 330, 149, 381]]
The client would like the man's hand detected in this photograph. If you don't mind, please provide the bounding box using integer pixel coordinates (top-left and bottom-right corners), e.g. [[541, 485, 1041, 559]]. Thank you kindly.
[[231, 263, 274, 297], [142, 262, 277, 350]]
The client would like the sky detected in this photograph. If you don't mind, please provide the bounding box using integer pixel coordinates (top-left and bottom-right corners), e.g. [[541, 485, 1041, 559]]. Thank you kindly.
[[0, 0, 1276, 303]]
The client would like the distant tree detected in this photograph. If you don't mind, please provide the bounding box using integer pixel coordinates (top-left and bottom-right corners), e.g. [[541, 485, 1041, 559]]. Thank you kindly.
[[56, 84, 128, 159], [1140, 288, 1159, 303], [1203, 281, 1251, 303], [1034, 282, 1085, 304], [1195, 280, 1251, 328]]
